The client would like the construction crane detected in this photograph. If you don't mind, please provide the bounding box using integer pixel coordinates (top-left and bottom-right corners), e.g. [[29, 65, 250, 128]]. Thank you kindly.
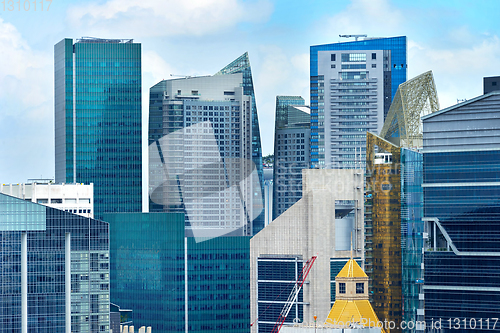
[[270, 255, 317, 333], [339, 34, 367, 41]]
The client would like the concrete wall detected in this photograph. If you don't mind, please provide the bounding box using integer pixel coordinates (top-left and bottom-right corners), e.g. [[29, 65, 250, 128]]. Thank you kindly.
[[251, 169, 364, 332]]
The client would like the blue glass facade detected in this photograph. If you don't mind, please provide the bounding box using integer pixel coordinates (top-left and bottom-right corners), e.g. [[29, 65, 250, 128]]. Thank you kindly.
[[215, 53, 265, 234], [256, 257, 304, 333], [310, 37, 407, 101], [423, 150, 500, 332], [400, 149, 424, 332], [105, 212, 251, 333], [310, 36, 407, 167], [55, 38, 142, 220], [0, 193, 110, 333]]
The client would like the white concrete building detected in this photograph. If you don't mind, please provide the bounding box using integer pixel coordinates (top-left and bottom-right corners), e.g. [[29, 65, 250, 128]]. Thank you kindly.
[[0, 182, 94, 218]]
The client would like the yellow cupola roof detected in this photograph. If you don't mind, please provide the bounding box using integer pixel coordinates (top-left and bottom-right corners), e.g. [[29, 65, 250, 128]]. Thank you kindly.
[[336, 259, 367, 278], [324, 259, 386, 333]]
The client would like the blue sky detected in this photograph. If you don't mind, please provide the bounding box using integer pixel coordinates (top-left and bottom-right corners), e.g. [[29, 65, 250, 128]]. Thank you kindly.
[[1, 0, 500, 184]]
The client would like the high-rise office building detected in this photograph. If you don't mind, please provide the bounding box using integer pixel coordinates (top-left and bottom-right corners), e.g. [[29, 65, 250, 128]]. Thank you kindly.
[[310, 36, 407, 168], [400, 148, 424, 333], [215, 53, 265, 234], [0, 193, 109, 333], [422, 91, 500, 332], [365, 133, 402, 333], [364, 72, 438, 333], [105, 212, 251, 333], [54, 37, 142, 219], [148, 74, 261, 237], [272, 96, 310, 220]]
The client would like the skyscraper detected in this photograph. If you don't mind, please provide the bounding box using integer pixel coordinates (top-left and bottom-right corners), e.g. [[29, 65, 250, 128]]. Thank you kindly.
[[148, 74, 261, 237], [422, 91, 500, 332], [215, 53, 266, 234], [272, 96, 310, 220], [310, 36, 407, 168], [54, 37, 142, 219], [0, 193, 109, 333], [105, 212, 251, 333]]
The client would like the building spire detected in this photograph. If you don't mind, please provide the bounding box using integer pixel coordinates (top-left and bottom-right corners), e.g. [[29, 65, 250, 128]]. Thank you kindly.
[[350, 231, 353, 261]]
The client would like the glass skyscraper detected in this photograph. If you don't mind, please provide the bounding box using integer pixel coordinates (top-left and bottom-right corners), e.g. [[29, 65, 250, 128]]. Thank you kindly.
[[272, 96, 310, 220], [215, 53, 265, 234], [105, 212, 251, 333], [310, 36, 407, 168], [0, 193, 110, 333], [54, 37, 142, 220], [422, 91, 500, 332], [400, 148, 424, 333], [148, 75, 261, 237]]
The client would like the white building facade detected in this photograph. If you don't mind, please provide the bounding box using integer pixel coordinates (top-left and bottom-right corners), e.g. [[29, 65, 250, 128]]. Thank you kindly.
[[0, 182, 94, 218]]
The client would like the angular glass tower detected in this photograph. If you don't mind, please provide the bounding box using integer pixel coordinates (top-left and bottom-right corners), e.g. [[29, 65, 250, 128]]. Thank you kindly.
[[148, 75, 261, 237], [54, 37, 142, 220], [215, 52, 265, 234], [310, 36, 407, 168]]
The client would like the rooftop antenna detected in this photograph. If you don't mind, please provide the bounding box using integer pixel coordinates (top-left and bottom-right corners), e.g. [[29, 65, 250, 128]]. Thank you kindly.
[[339, 34, 367, 41], [170, 74, 192, 79]]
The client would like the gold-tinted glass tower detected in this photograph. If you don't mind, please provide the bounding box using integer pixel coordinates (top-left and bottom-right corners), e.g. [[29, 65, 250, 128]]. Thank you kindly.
[[366, 132, 402, 333]]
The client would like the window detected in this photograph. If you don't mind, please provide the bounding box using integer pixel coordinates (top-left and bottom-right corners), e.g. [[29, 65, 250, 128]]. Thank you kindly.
[[372, 64, 376, 68], [51, 198, 62, 204], [331, 54, 336, 61], [372, 53, 376, 60], [331, 64, 336, 68], [493, 82, 498, 86], [341, 53, 366, 62], [339, 282, 346, 293], [356, 283, 364, 294]]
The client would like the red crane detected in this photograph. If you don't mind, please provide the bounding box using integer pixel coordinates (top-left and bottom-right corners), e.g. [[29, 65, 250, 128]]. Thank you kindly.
[[270, 255, 317, 333]]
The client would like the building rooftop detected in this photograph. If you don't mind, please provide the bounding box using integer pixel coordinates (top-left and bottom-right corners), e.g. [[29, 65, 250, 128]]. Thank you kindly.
[[336, 259, 367, 278]]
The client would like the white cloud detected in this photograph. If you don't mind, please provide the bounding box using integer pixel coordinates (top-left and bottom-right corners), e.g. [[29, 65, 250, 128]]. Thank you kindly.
[[0, 19, 52, 116], [0, 18, 53, 183], [66, 0, 273, 38], [321, 0, 404, 36], [253, 45, 310, 154], [409, 34, 500, 109]]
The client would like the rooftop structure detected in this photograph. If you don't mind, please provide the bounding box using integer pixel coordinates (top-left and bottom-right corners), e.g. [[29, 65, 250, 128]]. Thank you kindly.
[[325, 259, 385, 332], [0, 182, 94, 218], [379, 71, 439, 148]]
